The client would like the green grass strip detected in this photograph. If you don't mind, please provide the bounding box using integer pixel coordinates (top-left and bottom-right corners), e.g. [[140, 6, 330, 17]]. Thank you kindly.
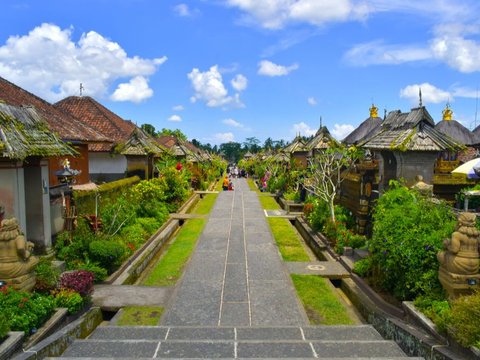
[[291, 274, 354, 325], [267, 217, 310, 261], [258, 194, 281, 210], [247, 178, 260, 192], [116, 306, 164, 326], [141, 218, 206, 286], [193, 193, 218, 215]]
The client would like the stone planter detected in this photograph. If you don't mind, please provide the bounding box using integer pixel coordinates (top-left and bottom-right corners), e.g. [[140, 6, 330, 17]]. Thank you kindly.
[[0, 332, 24, 360]]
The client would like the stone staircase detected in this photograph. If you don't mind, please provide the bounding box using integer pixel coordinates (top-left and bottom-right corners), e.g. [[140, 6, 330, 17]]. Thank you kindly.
[[51, 325, 423, 359]]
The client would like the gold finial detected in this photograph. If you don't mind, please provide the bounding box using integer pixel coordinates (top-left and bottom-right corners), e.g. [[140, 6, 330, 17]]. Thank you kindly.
[[369, 104, 378, 118], [442, 103, 453, 121]]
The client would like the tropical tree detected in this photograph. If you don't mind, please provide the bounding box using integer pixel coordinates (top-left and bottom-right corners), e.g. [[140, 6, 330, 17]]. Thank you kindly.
[[158, 128, 187, 141], [140, 123, 157, 137], [304, 144, 361, 222]]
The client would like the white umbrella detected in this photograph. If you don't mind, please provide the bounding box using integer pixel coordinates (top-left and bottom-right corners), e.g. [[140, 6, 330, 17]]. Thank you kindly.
[[451, 158, 480, 179]]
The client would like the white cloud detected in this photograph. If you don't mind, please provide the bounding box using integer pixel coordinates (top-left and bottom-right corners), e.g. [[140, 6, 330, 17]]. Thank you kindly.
[[0, 23, 166, 102], [223, 118, 243, 128], [400, 83, 451, 104], [173, 3, 200, 17], [331, 124, 355, 140], [226, 0, 367, 29], [258, 60, 299, 76], [172, 104, 184, 111], [307, 97, 317, 106], [214, 132, 235, 143], [111, 76, 153, 103], [344, 21, 480, 73], [187, 65, 244, 107], [231, 74, 248, 91], [292, 122, 316, 137], [168, 114, 182, 122], [226, 0, 475, 30]]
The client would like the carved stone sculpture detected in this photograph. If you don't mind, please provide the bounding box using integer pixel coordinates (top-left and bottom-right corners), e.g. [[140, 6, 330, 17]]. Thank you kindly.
[[0, 208, 39, 291], [437, 212, 480, 299]]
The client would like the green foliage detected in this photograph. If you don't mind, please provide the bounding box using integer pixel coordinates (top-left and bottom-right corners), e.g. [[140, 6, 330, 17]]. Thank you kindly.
[[137, 216, 163, 235], [0, 286, 55, 334], [414, 295, 450, 333], [369, 181, 456, 300], [34, 258, 60, 293], [89, 240, 127, 272], [447, 291, 480, 347], [456, 183, 480, 212], [53, 288, 84, 314], [74, 261, 108, 282], [353, 258, 371, 278], [0, 312, 10, 339]]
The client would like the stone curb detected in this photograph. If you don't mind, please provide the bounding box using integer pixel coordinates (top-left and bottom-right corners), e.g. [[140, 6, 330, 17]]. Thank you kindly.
[[12, 307, 103, 360], [0, 332, 24, 360]]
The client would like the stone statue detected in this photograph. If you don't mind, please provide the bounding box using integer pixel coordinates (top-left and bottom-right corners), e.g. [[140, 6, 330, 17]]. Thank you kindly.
[[411, 175, 433, 196], [437, 212, 480, 298], [0, 206, 39, 291]]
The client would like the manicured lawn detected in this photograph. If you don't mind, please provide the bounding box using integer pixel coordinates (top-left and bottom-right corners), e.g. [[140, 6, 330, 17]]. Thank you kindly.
[[267, 217, 311, 262], [141, 218, 205, 286], [116, 306, 164, 326], [258, 194, 281, 210], [193, 193, 218, 215], [291, 274, 354, 325], [247, 178, 260, 192]]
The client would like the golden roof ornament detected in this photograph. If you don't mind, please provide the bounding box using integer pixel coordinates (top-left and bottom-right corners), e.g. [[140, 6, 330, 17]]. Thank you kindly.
[[442, 103, 453, 121], [369, 104, 378, 118]]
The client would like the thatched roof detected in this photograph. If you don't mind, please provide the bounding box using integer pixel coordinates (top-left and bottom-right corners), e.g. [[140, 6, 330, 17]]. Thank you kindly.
[[283, 136, 306, 153], [115, 127, 165, 156], [305, 126, 337, 150], [362, 107, 462, 152], [343, 116, 382, 145], [0, 103, 77, 160], [436, 120, 479, 146]]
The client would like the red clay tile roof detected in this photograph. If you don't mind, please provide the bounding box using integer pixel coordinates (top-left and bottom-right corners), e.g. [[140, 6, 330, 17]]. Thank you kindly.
[[0, 76, 108, 143], [55, 96, 136, 152], [156, 135, 177, 149]]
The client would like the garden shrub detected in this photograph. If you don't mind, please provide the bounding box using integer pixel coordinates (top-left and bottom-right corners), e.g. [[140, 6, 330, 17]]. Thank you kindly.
[[0, 286, 55, 334], [34, 258, 60, 293], [447, 291, 480, 347], [52, 288, 84, 314], [353, 257, 371, 278], [136, 217, 162, 236], [413, 295, 450, 333], [89, 240, 127, 272], [121, 223, 148, 252], [59, 270, 94, 297], [368, 181, 456, 300], [74, 261, 108, 282], [0, 312, 10, 339]]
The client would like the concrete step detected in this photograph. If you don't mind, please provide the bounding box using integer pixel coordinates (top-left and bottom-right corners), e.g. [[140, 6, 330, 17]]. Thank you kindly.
[[50, 358, 425, 360], [61, 339, 411, 358], [88, 325, 384, 341]]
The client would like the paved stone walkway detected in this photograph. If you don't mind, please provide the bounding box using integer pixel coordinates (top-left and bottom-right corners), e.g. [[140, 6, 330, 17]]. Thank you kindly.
[[161, 178, 308, 326]]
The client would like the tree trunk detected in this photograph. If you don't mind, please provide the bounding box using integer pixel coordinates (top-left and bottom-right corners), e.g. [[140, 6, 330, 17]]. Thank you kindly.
[[329, 197, 336, 223]]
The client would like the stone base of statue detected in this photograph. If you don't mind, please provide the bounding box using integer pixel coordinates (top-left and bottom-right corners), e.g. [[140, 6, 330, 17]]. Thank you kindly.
[[2, 272, 37, 292], [438, 266, 480, 299]]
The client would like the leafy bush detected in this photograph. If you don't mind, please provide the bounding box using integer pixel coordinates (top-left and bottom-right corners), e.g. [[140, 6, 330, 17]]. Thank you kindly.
[[0, 312, 10, 339], [89, 240, 126, 272], [368, 181, 456, 300], [34, 258, 60, 293], [52, 288, 84, 314], [0, 286, 55, 334], [353, 258, 371, 278], [414, 295, 450, 333], [59, 270, 94, 297], [75, 261, 108, 282], [447, 291, 480, 347], [136, 217, 162, 235]]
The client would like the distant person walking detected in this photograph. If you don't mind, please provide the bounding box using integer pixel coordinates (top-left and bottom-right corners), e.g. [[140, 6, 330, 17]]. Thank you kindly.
[[222, 176, 229, 191]]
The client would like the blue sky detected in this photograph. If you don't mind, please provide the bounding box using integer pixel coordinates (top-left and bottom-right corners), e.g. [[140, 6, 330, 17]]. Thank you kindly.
[[1, 1, 480, 145]]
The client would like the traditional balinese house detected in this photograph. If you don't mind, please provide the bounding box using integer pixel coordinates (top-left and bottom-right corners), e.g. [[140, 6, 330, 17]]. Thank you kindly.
[[55, 96, 163, 182], [361, 105, 463, 192], [0, 76, 109, 186], [0, 103, 76, 253], [283, 134, 308, 168], [305, 125, 337, 158]]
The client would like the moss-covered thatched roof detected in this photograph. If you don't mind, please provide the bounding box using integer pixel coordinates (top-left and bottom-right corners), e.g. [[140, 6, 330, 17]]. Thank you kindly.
[[114, 127, 165, 156], [0, 103, 77, 160]]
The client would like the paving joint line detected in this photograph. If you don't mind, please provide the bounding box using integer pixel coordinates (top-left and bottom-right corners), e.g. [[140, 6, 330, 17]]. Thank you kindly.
[[309, 342, 319, 358], [218, 191, 235, 326], [243, 191, 253, 326], [152, 341, 162, 358], [300, 327, 306, 341]]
